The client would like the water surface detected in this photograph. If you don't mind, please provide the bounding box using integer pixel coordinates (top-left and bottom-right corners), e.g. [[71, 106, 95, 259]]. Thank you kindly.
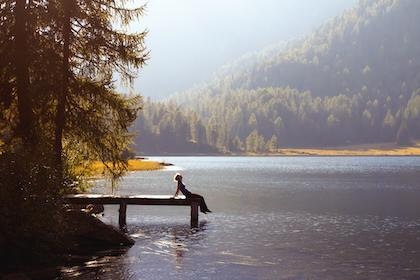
[[61, 157, 420, 279]]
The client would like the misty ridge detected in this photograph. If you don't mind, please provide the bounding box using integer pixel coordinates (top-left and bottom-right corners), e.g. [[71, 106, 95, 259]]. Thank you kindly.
[[133, 0, 357, 100], [133, 0, 420, 155]]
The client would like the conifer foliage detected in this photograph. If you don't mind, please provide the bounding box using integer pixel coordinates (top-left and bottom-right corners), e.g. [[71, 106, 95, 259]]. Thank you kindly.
[[0, 0, 147, 267]]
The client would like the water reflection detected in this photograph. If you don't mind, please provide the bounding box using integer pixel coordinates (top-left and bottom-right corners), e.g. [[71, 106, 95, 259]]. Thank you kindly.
[[60, 221, 208, 279], [131, 221, 208, 270], [59, 247, 130, 279]]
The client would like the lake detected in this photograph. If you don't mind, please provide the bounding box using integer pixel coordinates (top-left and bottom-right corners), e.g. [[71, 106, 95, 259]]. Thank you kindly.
[[60, 157, 420, 279]]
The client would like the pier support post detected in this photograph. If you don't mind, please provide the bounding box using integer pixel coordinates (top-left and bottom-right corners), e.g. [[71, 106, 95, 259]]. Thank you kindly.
[[119, 202, 127, 232], [191, 201, 199, 228]]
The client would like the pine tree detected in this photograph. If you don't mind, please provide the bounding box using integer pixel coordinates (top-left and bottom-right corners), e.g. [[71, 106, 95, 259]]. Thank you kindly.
[[1, 0, 148, 182], [52, 0, 148, 177], [267, 135, 278, 152]]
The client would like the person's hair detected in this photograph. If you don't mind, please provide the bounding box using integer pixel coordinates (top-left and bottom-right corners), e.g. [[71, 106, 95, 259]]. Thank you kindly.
[[173, 172, 182, 182]]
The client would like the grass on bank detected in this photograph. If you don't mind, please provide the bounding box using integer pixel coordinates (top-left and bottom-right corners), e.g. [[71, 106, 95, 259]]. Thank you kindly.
[[81, 159, 162, 177]]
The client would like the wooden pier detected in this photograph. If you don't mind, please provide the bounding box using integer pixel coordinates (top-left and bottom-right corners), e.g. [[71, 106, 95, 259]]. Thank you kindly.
[[63, 194, 202, 231]]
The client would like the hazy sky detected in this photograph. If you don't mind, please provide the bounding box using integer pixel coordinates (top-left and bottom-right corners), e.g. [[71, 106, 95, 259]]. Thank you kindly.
[[128, 0, 357, 99]]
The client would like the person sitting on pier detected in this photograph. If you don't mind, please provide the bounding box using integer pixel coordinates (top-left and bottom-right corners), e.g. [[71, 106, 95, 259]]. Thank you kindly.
[[173, 173, 212, 214]]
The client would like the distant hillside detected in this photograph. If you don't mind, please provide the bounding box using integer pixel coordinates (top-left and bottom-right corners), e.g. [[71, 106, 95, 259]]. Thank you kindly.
[[134, 0, 420, 154], [212, 0, 420, 98]]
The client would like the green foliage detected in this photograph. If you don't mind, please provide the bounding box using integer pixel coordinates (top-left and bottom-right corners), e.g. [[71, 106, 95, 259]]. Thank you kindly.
[[0, 0, 147, 268], [245, 130, 265, 153], [0, 0, 146, 177], [0, 146, 69, 269], [133, 99, 218, 154], [65, 79, 142, 178], [267, 135, 278, 152]]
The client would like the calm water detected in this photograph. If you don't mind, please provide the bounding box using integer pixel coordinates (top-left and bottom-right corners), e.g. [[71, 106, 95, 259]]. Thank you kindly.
[[61, 157, 420, 279]]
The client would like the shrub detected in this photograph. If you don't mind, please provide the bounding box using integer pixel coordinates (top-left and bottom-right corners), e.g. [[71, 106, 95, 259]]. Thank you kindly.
[[0, 146, 68, 270]]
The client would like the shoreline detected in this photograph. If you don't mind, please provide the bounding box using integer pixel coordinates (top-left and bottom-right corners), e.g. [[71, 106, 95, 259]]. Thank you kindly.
[[140, 143, 420, 157], [256, 142, 420, 156]]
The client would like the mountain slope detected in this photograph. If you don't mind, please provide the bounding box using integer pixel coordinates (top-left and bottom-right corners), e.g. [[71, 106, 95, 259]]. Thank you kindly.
[[212, 0, 420, 98], [134, 0, 420, 154]]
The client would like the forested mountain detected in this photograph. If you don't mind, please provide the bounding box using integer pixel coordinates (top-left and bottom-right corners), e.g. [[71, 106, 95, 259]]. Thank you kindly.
[[134, 0, 420, 154], [133, 99, 218, 154]]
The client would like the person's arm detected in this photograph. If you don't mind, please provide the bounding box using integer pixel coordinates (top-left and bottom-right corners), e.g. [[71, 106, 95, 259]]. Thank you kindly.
[[173, 186, 180, 197]]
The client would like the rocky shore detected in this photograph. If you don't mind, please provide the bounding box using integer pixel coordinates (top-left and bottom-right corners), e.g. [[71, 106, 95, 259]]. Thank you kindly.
[[0, 208, 134, 279]]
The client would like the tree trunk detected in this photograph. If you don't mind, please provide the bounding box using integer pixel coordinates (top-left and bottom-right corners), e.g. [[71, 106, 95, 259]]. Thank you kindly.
[[14, 0, 36, 147]]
